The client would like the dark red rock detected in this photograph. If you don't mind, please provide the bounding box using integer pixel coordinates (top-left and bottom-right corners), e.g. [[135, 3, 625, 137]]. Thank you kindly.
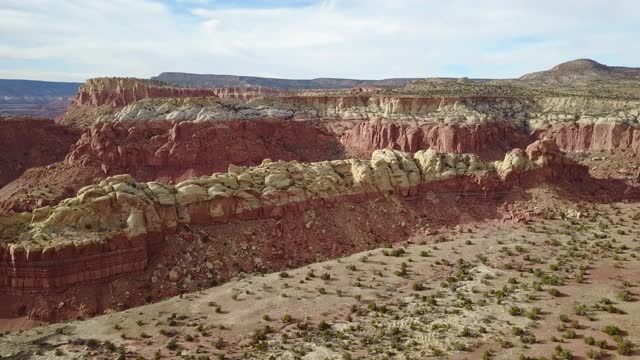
[[66, 119, 344, 182], [341, 120, 531, 160], [0, 117, 81, 187], [536, 122, 640, 154]]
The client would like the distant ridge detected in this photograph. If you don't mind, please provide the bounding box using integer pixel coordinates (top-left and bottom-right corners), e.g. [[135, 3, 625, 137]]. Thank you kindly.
[[0, 79, 82, 118], [519, 59, 640, 84], [0, 79, 81, 97], [152, 72, 420, 90]]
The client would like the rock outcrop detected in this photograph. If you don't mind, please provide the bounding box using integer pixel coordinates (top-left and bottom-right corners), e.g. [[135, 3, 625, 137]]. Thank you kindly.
[[65, 119, 344, 180], [72, 78, 288, 108], [0, 140, 585, 293], [105, 97, 295, 122], [98, 93, 640, 131], [0, 117, 81, 187], [341, 120, 531, 160], [537, 122, 640, 154]]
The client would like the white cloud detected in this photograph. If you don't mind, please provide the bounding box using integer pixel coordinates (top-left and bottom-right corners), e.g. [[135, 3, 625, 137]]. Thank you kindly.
[[1, 0, 639, 81]]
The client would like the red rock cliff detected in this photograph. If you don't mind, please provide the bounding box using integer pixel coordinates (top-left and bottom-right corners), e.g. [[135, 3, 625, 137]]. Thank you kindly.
[[341, 120, 531, 160], [65, 119, 344, 181], [537, 122, 640, 154]]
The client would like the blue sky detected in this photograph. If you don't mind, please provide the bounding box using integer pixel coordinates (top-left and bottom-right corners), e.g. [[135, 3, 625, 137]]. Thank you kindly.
[[1, 0, 639, 82]]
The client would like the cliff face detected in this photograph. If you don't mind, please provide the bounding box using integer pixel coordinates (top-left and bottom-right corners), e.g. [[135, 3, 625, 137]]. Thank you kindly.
[[0, 117, 81, 187], [66, 119, 344, 181], [109, 95, 534, 124], [72, 78, 288, 108], [0, 140, 586, 295], [100, 93, 640, 131], [0, 231, 150, 292], [538, 122, 640, 154], [341, 120, 531, 160]]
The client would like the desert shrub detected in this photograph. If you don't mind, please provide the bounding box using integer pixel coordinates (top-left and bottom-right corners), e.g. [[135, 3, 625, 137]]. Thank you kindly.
[[520, 334, 537, 344], [616, 339, 633, 355], [548, 288, 561, 297], [508, 305, 523, 316], [603, 325, 621, 336], [617, 290, 631, 302], [317, 321, 331, 331], [166, 338, 178, 350], [584, 336, 595, 345], [574, 303, 588, 316]]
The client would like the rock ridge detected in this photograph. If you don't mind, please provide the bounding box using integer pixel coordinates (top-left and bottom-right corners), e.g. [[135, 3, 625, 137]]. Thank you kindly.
[[72, 77, 289, 108], [0, 140, 585, 292]]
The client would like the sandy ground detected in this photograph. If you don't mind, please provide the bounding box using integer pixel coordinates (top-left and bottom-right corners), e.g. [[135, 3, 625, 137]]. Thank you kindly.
[[0, 197, 638, 359]]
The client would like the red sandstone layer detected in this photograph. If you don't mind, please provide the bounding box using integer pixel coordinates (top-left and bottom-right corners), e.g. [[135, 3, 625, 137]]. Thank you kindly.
[[0, 234, 152, 293], [66, 119, 344, 181], [537, 122, 640, 154], [341, 120, 531, 160], [0, 119, 343, 212]]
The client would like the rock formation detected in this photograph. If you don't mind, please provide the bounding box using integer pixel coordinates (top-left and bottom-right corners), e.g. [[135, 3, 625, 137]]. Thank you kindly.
[[0, 140, 585, 293], [340, 120, 531, 160], [537, 122, 640, 154], [94, 91, 640, 132], [105, 97, 295, 122], [72, 78, 288, 108], [65, 119, 343, 180]]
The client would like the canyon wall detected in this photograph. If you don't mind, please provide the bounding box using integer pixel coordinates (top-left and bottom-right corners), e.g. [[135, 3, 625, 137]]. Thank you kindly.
[[537, 122, 640, 154], [0, 140, 587, 294], [65, 119, 344, 181], [0, 117, 81, 187], [341, 120, 531, 160]]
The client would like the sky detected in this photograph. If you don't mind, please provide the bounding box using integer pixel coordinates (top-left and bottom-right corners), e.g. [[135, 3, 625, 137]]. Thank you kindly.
[[1, 0, 639, 82]]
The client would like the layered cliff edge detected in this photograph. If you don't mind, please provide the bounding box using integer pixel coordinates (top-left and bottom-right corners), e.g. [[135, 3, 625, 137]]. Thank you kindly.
[[0, 139, 587, 295], [58, 78, 291, 127], [71, 78, 289, 108]]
